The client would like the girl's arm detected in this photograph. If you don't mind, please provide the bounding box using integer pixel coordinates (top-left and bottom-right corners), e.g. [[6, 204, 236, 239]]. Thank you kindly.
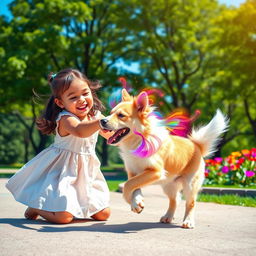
[[58, 115, 102, 138]]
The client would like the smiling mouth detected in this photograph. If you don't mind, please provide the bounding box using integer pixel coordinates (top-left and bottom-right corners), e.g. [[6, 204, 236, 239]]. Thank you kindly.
[[77, 104, 88, 111], [107, 128, 130, 144]]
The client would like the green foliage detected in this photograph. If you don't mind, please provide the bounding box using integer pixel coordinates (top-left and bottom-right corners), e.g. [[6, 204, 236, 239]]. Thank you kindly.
[[0, 114, 24, 164]]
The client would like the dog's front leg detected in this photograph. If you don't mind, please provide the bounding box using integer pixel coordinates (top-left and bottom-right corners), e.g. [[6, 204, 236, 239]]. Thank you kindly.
[[123, 168, 162, 213], [126, 171, 144, 213]]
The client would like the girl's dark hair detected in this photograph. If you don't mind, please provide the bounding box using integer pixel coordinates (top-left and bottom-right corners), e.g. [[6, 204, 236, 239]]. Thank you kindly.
[[36, 68, 105, 135]]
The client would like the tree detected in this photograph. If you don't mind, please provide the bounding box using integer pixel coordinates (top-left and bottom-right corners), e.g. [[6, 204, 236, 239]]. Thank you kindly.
[[214, 0, 256, 138], [0, 0, 133, 164], [198, 0, 256, 155], [116, 0, 222, 110]]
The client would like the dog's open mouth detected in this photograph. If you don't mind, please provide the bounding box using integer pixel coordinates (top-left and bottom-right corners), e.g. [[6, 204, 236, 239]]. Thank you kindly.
[[107, 128, 130, 144]]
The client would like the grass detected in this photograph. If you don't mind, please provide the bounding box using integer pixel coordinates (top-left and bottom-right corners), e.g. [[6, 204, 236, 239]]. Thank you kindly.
[[107, 180, 124, 192], [197, 194, 256, 207], [203, 184, 256, 189], [0, 173, 14, 178], [0, 164, 22, 169]]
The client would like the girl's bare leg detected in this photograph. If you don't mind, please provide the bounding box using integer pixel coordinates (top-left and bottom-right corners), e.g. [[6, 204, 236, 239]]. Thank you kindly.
[[24, 207, 73, 224], [24, 207, 39, 220], [91, 207, 110, 221]]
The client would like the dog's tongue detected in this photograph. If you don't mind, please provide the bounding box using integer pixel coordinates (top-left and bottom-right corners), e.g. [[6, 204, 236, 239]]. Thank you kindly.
[[107, 129, 122, 144], [107, 136, 115, 145]]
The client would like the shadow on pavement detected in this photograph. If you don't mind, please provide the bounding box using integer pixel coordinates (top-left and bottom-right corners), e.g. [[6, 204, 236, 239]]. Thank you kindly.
[[0, 218, 180, 233]]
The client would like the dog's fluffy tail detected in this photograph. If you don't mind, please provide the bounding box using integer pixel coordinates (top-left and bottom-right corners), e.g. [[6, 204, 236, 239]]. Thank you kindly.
[[189, 109, 229, 158]]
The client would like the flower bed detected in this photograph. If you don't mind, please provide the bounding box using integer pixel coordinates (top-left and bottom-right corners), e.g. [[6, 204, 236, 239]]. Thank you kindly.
[[204, 148, 256, 187]]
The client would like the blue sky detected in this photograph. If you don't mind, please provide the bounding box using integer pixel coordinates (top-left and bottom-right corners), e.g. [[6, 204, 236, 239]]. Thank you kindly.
[[0, 0, 247, 17]]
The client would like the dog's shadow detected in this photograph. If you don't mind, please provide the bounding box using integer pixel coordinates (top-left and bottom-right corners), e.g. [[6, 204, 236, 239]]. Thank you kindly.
[[0, 218, 180, 233]]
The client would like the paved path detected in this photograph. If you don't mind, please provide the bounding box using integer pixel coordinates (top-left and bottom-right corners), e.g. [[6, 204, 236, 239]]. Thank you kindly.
[[0, 178, 255, 256]]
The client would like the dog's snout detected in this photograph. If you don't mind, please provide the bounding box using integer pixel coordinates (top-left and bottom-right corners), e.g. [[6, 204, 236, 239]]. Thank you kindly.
[[100, 119, 109, 129]]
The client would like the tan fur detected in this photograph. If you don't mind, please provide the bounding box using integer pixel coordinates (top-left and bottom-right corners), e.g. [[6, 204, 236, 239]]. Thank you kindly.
[[103, 89, 226, 228]]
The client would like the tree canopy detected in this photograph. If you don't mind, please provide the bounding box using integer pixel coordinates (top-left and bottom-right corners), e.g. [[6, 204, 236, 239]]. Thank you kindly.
[[0, 0, 255, 164]]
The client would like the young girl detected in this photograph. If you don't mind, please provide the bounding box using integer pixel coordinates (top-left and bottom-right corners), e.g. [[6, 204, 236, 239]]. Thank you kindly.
[[6, 68, 113, 224]]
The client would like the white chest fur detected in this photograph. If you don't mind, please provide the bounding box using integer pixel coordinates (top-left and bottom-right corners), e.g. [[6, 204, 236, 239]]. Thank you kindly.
[[120, 150, 157, 174]]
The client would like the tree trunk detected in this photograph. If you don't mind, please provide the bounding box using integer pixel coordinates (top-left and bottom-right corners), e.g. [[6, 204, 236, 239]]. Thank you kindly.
[[101, 139, 108, 166]]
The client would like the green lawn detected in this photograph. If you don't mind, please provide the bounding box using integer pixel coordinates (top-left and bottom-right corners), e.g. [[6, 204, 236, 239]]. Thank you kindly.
[[197, 194, 256, 207], [107, 180, 124, 192], [203, 184, 256, 189]]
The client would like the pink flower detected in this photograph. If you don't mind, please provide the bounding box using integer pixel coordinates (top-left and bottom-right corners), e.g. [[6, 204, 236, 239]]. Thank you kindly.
[[245, 171, 255, 177], [221, 166, 229, 173], [214, 157, 223, 163]]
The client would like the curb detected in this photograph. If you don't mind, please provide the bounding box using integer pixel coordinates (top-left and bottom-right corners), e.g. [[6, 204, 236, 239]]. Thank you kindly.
[[201, 187, 256, 197], [118, 183, 256, 197]]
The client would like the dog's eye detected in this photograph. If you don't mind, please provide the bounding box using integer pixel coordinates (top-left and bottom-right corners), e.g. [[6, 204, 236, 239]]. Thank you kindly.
[[117, 113, 125, 118]]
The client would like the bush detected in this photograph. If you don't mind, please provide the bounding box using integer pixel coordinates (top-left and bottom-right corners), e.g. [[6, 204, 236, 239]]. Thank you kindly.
[[204, 148, 256, 187], [0, 114, 24, 164]]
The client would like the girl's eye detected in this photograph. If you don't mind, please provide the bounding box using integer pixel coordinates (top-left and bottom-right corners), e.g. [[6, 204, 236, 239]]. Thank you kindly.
[[70, 97, 77, 100], [118, 113, 125, 118]]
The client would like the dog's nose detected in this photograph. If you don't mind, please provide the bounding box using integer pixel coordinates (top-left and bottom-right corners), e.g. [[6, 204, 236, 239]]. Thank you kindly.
[[100, 119, 108, 129]]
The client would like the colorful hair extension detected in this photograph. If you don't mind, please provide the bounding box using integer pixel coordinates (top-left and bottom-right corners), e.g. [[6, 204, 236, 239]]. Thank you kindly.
[[108, 77, 133, 108], [149, 109, 200, 137], [142, 88, 164, 105], [165, 109, 191, 137], [108, 87, 123, 108], [132, 129, 162, 158]]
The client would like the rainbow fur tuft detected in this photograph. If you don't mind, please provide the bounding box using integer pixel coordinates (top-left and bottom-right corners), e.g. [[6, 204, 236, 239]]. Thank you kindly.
[[131, 129, 162, 158], [165, 109, 191, 137], [108, 77, 133, 108], [149, 109, 197, 138], [108, 88, 123, 108], [132, 109, 200, 158]]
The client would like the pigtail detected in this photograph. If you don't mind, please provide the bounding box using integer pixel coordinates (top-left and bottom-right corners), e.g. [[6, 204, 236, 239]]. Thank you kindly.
[[36, 72, 63, 134], [88, 80, 105, 117], [36, 95, 62, 135]]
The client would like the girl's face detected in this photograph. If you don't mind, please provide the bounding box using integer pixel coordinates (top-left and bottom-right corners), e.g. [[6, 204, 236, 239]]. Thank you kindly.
[[55, 78, 93, 120]]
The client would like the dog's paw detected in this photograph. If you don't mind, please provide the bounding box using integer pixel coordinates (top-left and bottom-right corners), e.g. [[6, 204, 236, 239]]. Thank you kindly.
[[160, 214, 173, 224], [131, 195, 144, 214], [182, 220, 195, 229]]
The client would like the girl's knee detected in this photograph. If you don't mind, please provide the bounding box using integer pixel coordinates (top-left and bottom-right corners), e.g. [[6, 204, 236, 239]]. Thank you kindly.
[[92, 208, 110, 221], [54, 212, 73, 224]]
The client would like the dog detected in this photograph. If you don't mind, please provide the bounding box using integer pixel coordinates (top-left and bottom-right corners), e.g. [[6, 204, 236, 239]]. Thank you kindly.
[[101, 89, 228, 228]]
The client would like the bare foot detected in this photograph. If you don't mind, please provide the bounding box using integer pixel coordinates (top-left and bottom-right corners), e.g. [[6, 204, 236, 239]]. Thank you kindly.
[[24, 207, 39, 220]]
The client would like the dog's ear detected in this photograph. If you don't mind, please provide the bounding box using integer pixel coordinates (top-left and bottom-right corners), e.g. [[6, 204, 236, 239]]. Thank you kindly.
[[122, 89, 132, 102], [136, 91, 148, 112]]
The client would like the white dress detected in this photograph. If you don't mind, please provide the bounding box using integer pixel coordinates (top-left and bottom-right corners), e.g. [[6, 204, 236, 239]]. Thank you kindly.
[[6, 110, 109, 218]]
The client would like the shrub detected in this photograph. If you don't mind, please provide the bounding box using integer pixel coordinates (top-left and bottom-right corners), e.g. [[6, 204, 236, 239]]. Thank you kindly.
[[204, 148, 256, 187]]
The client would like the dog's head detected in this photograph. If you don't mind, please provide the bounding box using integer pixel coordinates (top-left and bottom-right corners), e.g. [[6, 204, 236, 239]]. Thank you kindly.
[[101, 89, 152, 145]]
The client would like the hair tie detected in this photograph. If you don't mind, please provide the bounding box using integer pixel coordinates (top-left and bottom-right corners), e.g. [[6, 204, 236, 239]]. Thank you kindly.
[[51, 73, 57, 79]]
